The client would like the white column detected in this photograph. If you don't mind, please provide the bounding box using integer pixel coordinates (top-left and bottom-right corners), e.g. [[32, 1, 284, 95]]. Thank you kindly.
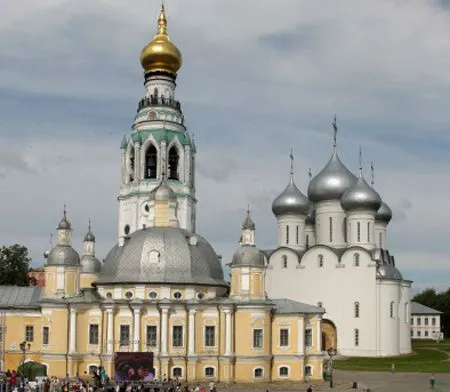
[[316, 318, 322, 352], [133, 308, 141, 352], [160, 308, 169, 355], [106, 309, 114, 354], [297, 317, 304, 355], [188, 309, 196, 356], [69, 308, 77, 353], [224, 309, 232, 356]]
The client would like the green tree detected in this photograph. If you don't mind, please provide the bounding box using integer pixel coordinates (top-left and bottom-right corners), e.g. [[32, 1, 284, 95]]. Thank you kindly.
[[0, 244, 32, 286]]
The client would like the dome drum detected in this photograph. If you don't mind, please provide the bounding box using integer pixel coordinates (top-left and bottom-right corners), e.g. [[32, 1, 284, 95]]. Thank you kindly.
[[231, 245, 265, 267]]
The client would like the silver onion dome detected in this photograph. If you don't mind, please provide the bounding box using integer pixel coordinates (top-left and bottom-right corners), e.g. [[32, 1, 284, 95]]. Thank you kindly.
[[308, 151, 357, 202], [46, 246, 80, 266], [272, 177, 309, 216], [84, 230, 95, 242], [57, 214, 71, 230], [149, 175, 176, 201], [231, 245, 265, 267], [341, 174, 382, 211], [80, 255, 102, 274], [306, 203, 315, 225], [376, 201, 393, 223]]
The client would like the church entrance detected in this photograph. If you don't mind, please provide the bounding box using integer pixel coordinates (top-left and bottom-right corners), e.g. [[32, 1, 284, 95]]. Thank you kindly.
[[321, 319, 337, 352]]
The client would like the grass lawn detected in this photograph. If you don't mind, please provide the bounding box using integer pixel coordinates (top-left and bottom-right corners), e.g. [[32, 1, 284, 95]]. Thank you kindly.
[[333, 339, 450, 373]]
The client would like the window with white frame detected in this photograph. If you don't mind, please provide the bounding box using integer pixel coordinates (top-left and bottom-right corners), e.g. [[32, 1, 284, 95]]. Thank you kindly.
[[279, 329, 289, 347], [343, 217, 347, 242], [367, 222, 371, 242], [282, 255, 287, 269], [205, 326, 215, 347], [120, 325, 130, 345], [305, 365, 312, 377], [425, 317, 429, 326], [279, 366, 289, 377], [432, 317, 436, 326], [329, 217, 333, 242], [418, 331, 421, 337], [306, 234, 310, 249], [318, 254, 324, 268], [411, 317, 414, 325], [172, 326, 183, 347], [425, 331, 429, 337], [172, 367, 182, 378], [354, 328, 359, 346], [204, 367, 215, 377], [357, 222, 361, 242], [354, 253, 360, 267], [254, 368, 263, 378], [390, 302, 394, 318], [354, 302, 360, 318], [286, 225, 290, 244], [25, 325, 34, 342], [296, 225, 299, 244], [42, 326, 49, 345], [253, 329, 263, 348], [89, 324, 99, 345], [88, 365, 98, 375], [417, 318, 421, 326], [305, 329, 312, 347], [146, 325, 157, 347]]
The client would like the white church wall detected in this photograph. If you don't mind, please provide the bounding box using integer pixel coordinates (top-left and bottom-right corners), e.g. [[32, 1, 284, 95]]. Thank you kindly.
[[399, 282, 412, 354], [377, 280, 401, 356], [374, 222, 387, 249], [314, 201, 346, 248], [346, 211, 376, 250]]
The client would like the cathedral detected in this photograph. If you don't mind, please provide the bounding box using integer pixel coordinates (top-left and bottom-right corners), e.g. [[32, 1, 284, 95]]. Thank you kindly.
[[0, 6, 326, 383]]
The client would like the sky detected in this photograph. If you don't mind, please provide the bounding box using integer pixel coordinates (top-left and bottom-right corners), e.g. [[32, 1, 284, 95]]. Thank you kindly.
[[0, 0, 449, 294]]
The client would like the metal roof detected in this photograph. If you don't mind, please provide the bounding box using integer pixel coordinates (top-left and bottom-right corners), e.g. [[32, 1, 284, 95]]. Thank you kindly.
[[0, 286, 42, 308], [411, 302, 442, 315], [272, 298, 325, 314]]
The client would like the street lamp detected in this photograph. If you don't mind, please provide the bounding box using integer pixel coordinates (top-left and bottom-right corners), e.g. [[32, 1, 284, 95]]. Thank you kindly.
[[327, 347, 337, 388], [19, 341, 31, 380]]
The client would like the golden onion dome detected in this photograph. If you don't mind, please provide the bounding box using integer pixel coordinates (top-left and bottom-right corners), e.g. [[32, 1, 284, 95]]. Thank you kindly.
[[140, 5, 182, 75]]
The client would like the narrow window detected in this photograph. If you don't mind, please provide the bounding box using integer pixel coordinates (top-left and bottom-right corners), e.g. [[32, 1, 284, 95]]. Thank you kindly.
[[144, 145, 158, 179], [305, 329, 312, 347], [432, 318, 436, 326], [425, 331, 429, 337], [354, 302, 360, 318], [405, 303, 409, 323], [0, 326, 3, 343], [205, 326, 215, 347], [357, 222, 361, 242], [253, 329, 263, 348], [318, 254, 324, 267], [296, 225, 299, 244], [168, 146, 179, 180], [354, 329, 359, 346], [410, 318, 414, 325], [172, 326, 183, 347], [205, 367, 215, 377], [282, 255, 287, 269], [120, 325, 130, 345], [88, 365, 98, 375], [89, 324, 99, 345], [367, 222, 371, 242], [417, 318, 421, 326], [279, 366, 289, 377], [425, 318, 429, 326], [306, 234, 309, 249], [146, 325, 157, 347], [329, 217, 333, 242], [285, 226, 289, 245], [172, 367, 182, 378], [343, 218, 347, 242], [42, 327, 49, 345], [354, 253, 360, 267], [279, 329, 289, 347], [390, 302, 394, 318], [25, 325, 34, 342], [254, 368, 263, 378], [129, 147, 135, 182], [305, 365, 312, 376], [379, 232, 383, 248], [417, 331, 421, 337]]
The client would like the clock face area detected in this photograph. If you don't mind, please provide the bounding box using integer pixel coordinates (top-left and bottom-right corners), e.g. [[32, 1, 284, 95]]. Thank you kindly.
[[148, 110, 157, 120]]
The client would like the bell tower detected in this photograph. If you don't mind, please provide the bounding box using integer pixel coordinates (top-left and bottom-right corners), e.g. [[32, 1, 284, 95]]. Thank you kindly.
[[118, 4, 196, 246]]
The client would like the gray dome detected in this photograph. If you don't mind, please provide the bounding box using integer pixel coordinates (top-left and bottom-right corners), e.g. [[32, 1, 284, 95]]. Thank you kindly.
[[341, 175, 382, 211], [377, 264, 402, 280], [84, 230, 96, 242], [97, 227, 226, 286], [231, 245, 265, 267], [81, 255, 102, 274], [46, 245, 80, 266], [149, 177, 176, 201], [308, 151, 357, 202], [242, 213, 255, 230], [376, 201, 393, 223], [57, 215, 71, 230], [272, 177, 309, 216], [306, 203, 315, 225]]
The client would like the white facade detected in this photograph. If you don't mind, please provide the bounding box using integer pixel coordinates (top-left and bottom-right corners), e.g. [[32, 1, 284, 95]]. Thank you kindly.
[[410, 302, 442, 340], [264, 151, 412, 357]]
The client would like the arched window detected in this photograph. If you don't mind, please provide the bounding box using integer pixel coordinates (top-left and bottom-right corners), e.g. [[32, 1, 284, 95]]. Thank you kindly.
[[296, 225, 299, 244], [282, 255, 287, 269], [329, 217, 333, 242], [354, 302, 360, 318], [168, 146, 179, 180], [354, 253, 360, 267], [318, 254, 324, 268], [88, 365, 98, 375], [285, 225, 289, 244], [354, 329, 359, 346], [144, 145, 157, 179], [129, 147, 135, 182], [306, 234, 310, 249], [367, 222, 371, 242], [253, 367, 264, 378], [390, 301, 394, 318], [172, 367, 183, 378], [279, 366, 289, 377], [357, 222, 361, 242], [204, 367, 215, 377], [304, 365, 312, 376], [343, 217, 347, 242]]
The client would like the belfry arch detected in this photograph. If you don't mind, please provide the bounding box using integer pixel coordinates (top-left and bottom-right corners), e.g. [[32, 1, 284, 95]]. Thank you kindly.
[[129, 146, 135, 182], [144, 145, 158, 179], [321, 319, 337, 352], [168, 146, 180, 180]]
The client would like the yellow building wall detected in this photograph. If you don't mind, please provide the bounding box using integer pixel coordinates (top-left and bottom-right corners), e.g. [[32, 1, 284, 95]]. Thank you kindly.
[[249, 270, 264, 298], [234, 308, 271, 357], [42, 308, 69, 355], [80, 274, 98, 289]]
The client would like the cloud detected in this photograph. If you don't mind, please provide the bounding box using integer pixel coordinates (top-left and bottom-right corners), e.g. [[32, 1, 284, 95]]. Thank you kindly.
[[0, 0, 449, 292]]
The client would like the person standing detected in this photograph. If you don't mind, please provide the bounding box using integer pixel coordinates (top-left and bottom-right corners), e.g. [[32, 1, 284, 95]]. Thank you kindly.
[[430, 373, 436, 390]]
